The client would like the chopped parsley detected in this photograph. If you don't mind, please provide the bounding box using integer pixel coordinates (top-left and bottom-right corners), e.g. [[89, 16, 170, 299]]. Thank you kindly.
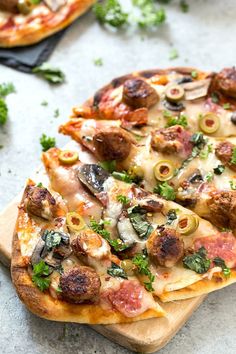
[[117, 195, 130, 205], [133, 0, 166, 28], [40, 133, 56, 152], [205, 172, 214, 182], [166, 209, 178, 225], [32, 260, 51, 292], [0, 98, 8, 125], [132, 252, 155, 292], [127, 206, 154, 239], [223, 103, 231, 110], [0, 82, 16, 98], [93, 0, 128, 28], [179, 0, 189, 13], [112, 171, 133, 183], [90, 218, 129, 252], [229, 180, 236, 190], [191, 71, 198, 79], [230, 147, 236, 165], [99, 160, 116, 173], [213, 164, 225, 175], [213, 257, 231, 277], [165, 114, 188, 128], [107, 262, 128, 279], [211, 92, 219, 104], [183, 247, 211, 274], [93, 58, 103, 66], [33, 63, 65, 84], [154, 181, 176, 201], [54, 108, 60, 118], [41, 100, 48, 106], [199, 144, 213, 160], [169, 48, 179, 60]]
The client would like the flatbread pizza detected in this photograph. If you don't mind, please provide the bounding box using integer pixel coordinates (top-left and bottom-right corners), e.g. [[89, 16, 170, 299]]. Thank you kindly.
[[0, 0, 95, 47]]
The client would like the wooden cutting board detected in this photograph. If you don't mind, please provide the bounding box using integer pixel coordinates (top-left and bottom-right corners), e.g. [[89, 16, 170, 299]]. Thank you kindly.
[[0, 196, 205, 353]]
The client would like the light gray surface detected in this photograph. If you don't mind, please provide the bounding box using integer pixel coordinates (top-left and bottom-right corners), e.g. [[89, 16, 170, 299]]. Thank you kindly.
[[0, 0, 236, 353]]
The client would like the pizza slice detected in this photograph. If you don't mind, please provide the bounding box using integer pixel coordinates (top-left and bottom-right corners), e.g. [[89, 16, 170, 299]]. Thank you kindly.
[[0, 0, 95, 47], [59, 117, 236, 232], [11, 179, 164, 324], [71, 67, 236, 137]]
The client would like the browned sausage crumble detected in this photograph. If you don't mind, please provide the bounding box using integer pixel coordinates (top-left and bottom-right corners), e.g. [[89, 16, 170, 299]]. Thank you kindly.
[[122, 78, 159, 109], [215, 141, 236, 172]]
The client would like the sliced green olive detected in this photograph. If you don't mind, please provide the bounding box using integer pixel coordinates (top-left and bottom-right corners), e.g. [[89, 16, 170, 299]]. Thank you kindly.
[[17, 0, 31, 15], [66, 212, 86, 232], [199, 113, 220, 134], [154, 160, 175, 181], [121, 260, 135, 276], [165, 84, 185, 102], [59, 150, 78, 165], [128, 164, 144, 179], [177, 214, 199, 235]]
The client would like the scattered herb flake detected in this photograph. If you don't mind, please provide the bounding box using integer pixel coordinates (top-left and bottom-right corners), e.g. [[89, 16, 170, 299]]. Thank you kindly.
[[117, 195, 130, 205], [229, 180, 236, 190], [112, 171, 133, 183], [54, 108, 60, 118], [199, 143, 213, 160], [0, 82, 16, 98], [211, 92, 219, 104], [213, 257, 231, 277], [107, 262, 128, 279], [33, 63, 65, 84], [132, 252, 155, 292], [99, 160, 116, 173], [205, 172, 214, 182], [180, 0, 189, 13], [154, 181, 176, 201], [183, 247, 211, 274], [169, 48, 179, 60], [127, 206, 154, 239], [0, 98, 8, 125], [213, 164, 225, 175], [231, 147, 236, 165], [166, 209, 178, 225], [165, 114, 188, 128], [93, 58, 103, 66], [32, 260, 51, 292], [223, 103, 231, 110], [93, 0, 128, 28], [191, 71, 198, 79], [41, 100, 48, 106]]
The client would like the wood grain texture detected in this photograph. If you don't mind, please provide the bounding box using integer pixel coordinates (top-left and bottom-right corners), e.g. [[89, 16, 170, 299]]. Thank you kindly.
[[0, 197, 205, 353]]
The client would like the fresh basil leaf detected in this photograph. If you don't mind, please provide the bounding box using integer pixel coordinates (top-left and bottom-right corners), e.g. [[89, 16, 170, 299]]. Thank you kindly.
[[42, 230, 62, 251], [33, 63, 65, 84], [213, 257, 231, 277], [127, 206, 153, 239], [107, 262, 128, 279], [183, 246, 211, 274]]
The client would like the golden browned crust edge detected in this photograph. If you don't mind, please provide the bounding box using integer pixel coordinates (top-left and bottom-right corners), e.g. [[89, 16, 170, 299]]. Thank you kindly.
[[11, 199, 165, 324], [78, 67, 213, 110], [0, 0, 96, 48], [159, 270, 236, 302]]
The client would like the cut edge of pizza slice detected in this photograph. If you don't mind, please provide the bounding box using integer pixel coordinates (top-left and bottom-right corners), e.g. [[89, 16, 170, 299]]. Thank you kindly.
[[11, 179, 165, 325]]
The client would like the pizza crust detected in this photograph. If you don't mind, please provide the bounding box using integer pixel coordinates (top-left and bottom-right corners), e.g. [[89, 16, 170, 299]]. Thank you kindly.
[[0, 0, 96, 47]]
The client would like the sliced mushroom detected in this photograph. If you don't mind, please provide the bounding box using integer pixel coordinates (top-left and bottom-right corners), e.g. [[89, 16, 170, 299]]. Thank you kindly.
[[181, 79, 211, 100], [77, 164, 110, 194], [117, 215, 140, 247]]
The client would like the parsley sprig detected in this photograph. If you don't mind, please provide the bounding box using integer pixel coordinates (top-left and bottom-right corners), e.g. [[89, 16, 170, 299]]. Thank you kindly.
[[0, 82, 16, 125], [90, 218, 129, 252], [154, 181, 176, 201], [132, 252, 155, 291], [32, 260, 51, 292], [93, 0, 128, 28], [40, 134, 56, 152]]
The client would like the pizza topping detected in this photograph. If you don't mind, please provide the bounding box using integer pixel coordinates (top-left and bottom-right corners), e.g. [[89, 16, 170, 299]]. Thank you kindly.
[[93, 127, 132, 161], [120, 259, 135, 276], [58, 150, 78, 165], [213, 257, 231, 277], [132, 252, 155, 291], [165, 84, 185, 102], [213, 164, 225, 175], [215, 141, 236, 172], [127, 164, 144, 182], [154, 181, 176, 201], [66, 212, 86, 232], [213, 67, 236, 98], [107, 262, 128, 279], [207, 191, 236, 230], [23, 184, 56, 220], [32, 63, 65, 85], [31, 230, 71, 267], [117, 213, 141, 248], [183, 247, 211, 274], [60, 266, 101, 304], [32, 260, 51, 292], [151, 125, 193, 158], [165, 113, 188, 128], [77, 164, 110, 194], [194, 232, 236, 268], [199, 113, 220, 134], [163, 99, 184, 112], [17, 0, 32, 15], [122, 78, 159, 108], [181, 79, 211, 100], [176, 214, 199, 235], [154, 160, 175, 182], [147, 227, 184, 268], [127, 206, 154, 239], [40, 133, 56, 151], [166, 209, 178, 225], [230, 111, 236, 125], [0, 0, 19, 13]]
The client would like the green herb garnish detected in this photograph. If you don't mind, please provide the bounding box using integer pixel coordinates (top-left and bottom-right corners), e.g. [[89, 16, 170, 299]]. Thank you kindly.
[[41, 100, 48, 106], [99, 160, 116, 173], [54, 108, 60, 118], [93, 58, 103, 66], [205, 172, 214, 182], [169, 48, 179, 60], [180, 0, 189, 13], [183, 247, 211, 274], [42, 230, 62, 251], [132, 252, 155, 292], [90, 218, 129, 252], [223, 103, 231, 110], [213, 164, 225, 175], [229, 180, 236, 190], [127, 206, 154, 239], [165, 114, 188, 128], [117, 195, 131, 205], [191, 71, 198, 79], [199, 144, 213, 160], [154, 181, 176, 201], [32, 260, 51, 292], [0, 98, 8, 125], [166, 209, 178, 225], [93, 0, 128, 28], [211, 92, 219, 104], [213, 257, 231, 277], [40, 133, 56, 151], [112, 171, 133, 183], [107, 262, 128, 279], [33, 63, 65, 84], [133, 0, 166, 28], [230, 147, 236, 165], [0, 82, 16, 98]]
